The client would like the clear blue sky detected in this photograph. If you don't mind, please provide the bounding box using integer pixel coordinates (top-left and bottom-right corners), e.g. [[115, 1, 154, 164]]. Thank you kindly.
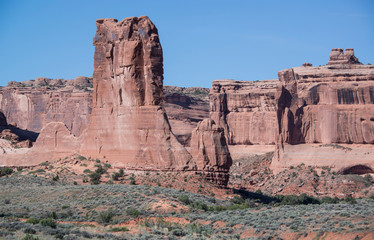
[[0, 0, 373, 88]]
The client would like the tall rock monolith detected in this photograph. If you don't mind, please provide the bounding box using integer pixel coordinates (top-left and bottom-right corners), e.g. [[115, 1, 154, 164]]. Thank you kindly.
[[80, 16, 193, 170]]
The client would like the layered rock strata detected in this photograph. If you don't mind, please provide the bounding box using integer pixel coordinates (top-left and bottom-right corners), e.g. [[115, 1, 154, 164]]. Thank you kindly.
[[163, 86, 209, 146], [272, 49, 374, 173], [190, 119, 232, 185], [209, 79, 278, 145], [79, 17, 193, 170], [0, 77, 93, 137]]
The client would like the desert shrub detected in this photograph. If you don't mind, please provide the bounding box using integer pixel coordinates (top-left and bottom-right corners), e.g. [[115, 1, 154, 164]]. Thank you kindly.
[[83, 169, 91, 173], [89, 172, 101, 185], [190, 201, 208, 211], [40, 218, 56, 228], [24, 228, 37, 234], [52, 175, 59, 181], [26, 218, 40, 224], [17, 166, 24, 172], [320, 196, 340, 204], [109, 227, 129, 232], [77, 155, 87, 161], [275, 194, 320, 205], [230, 196, 245, 205], [178, 194, 190, 205], [97, 211, 113, 224], [23, 234, 40, 240], [111, 172, 121, 181], [0, 167, 13, 176], [118, 169, 124, 177], [344, 196, 357, 204], [126, 207, 140, 217], [95, 165, 106, 175], [103, 163, 111, 169]]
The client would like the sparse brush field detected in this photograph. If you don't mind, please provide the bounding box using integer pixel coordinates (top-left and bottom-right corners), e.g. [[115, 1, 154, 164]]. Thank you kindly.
[[1, 172, 374, 240]]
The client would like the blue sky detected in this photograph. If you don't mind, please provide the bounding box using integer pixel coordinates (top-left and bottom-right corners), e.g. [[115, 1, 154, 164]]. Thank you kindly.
[[0, 0, 373, 88]]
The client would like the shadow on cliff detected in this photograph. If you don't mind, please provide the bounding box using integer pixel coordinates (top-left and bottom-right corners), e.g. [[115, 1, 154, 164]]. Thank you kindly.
[[0, 126, 39, 142]]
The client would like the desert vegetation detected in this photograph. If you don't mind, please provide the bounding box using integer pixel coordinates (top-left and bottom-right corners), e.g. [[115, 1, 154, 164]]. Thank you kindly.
[[1, 165, 374, 239]]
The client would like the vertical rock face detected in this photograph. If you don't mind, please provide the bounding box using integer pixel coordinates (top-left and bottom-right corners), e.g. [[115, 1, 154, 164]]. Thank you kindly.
[[209, 79, 278, 145], [190, 119, 232, 185], [0, 78, 92, 137], [163, 86, 210, 146], [80, 17, 192, 170], [272, 49, 374, 173]]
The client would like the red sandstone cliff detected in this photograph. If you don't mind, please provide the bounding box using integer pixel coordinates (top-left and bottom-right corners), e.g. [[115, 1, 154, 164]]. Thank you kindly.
[[0, 77, 92, 137], [272, 49, 374, 173], [209, 79, 278, 145]]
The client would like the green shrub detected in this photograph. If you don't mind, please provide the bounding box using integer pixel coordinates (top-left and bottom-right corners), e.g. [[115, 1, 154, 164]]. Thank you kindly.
[[52, 175, 59, 181], [103, 163, 111, 169], [344, 196, 357, 204], [97, 211, 113, 224], [23, 234, 40, 240], [126, 207, 140, 217], [230, 196, 245, 205], [77, 155, 87, 161], [0, 167, 13, 176], [109, 227, 129, 232], [17, 166, 23, 172], [24, 228, 36, 234], [26, 218, 40, 224], [83, 169, 91, 173], [112, 172, 121, 181], [89, 172, 101, 185], [178, 194, 190, 205], [95, 165, 106, 175], [40, 218, 56, 228]]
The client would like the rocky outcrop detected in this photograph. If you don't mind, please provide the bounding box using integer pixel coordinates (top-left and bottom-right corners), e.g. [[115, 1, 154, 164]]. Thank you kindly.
[[0, 77, 92, 137], [328, 48, 360, 65], [209, 79, 278, 145], [163, 86, 209, 146], [0, 16, 232, 186], [190, 119, 232, 185], [33, 122, 80, 155], [0, 80, 208, 144], [272, 49, 374, 173], [80, 17, 193, 170]]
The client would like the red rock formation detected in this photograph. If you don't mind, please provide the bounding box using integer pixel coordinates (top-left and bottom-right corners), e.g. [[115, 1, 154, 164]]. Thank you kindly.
[[0, 77, 92, 137], [80, 17, 193, 170], [328, 48, 360, 65], [209, 79, 278, 145], [190, 119, 232, 185], [272, 49, 374, 173], [163, 86, 210, 146], [33, 122, 80, 154]]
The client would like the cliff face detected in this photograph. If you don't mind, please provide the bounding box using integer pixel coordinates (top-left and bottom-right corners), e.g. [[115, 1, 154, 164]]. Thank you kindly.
[[209, 79, 278, 145], [78, 17, 193, 170], [163, 86, 210, 146], [272, 49, 374, 173], [0, 77, 92, 137]]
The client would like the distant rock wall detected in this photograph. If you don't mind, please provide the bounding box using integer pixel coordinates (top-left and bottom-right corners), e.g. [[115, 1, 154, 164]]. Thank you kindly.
[[209, 79, 278, 145], [0, 77, 93, 137], [272, 48, 374, 173]]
